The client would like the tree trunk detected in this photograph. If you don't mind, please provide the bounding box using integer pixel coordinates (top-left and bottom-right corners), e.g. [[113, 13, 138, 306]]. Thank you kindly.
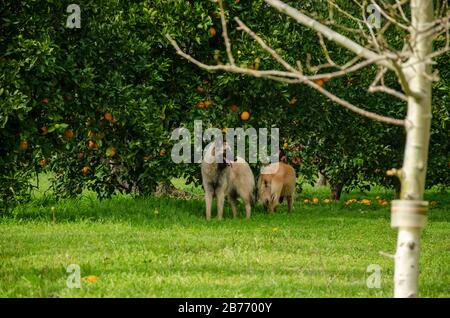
[[393, 0, 434, 298], [330, 182, 344, 201], [315, 172, 328, 187]]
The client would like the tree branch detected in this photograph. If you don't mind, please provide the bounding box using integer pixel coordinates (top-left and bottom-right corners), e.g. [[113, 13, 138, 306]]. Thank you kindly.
[[265, 0, 397, 69], [218, 0, 235, 66]]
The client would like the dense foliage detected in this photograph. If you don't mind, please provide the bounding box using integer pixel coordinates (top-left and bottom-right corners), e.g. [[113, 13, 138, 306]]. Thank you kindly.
[[1, 0, 449, 209]]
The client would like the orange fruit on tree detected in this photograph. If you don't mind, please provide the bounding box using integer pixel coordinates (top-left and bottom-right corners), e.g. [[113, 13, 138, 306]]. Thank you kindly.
[[203, 99, 213, 108], [106, 146, 117, 158], [41, 97, 49, 105], [209, 27, 217, 37], [19, 140, 29, 150], [81, 166, 90, 175], [314, 79, 325, 86], [87, 140, 98, 150], [39, 159, 47, 167], [240, 111, 250, 121], [196, 86, 205, 93], [196, 101, 205, 108], [104, 112, 113, 122], [39, 126, 49, 135], [230, 104, 238, 112], [159, 149, 167, 155], [64, 128, 74, 140], [312, 197, 319, 204]]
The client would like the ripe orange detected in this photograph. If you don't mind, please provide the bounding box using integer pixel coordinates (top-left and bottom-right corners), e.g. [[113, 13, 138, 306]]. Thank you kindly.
[[81, 166, 90, 175], [312, 197, 319, 204], [19, 140, 29, 150], [87, 140, 98, 150], [106, 146, 117, 158], [159, 149, 167, 155], [85, 275, 98, 283], [196, 101, 205, 108], [39, 126, 49, 135], [104, 112, 113, 122], [314, 79, 325, 86], [41, 97, 49, 105], [39, 159, 47, 167], [203, 99, 213, 108], [196, 86, 205, 93], [64, 128, 74, 140], [209, 27, 217, 37], [240, 111, 250, 121], [230, 104, 238, 112]]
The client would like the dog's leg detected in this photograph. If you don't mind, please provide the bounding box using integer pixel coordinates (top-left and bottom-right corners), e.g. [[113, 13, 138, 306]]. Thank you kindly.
[[287, 195, 293, 213], [269, 194, 279, 213], [228, 194, 238, 218], [244, 200, 251, 220], [216, 190, 225, 220], [204, 190, 213, 220]]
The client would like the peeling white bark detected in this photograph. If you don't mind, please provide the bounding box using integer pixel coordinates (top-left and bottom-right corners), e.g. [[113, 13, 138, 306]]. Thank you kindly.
[[393, 0, 434, 298]]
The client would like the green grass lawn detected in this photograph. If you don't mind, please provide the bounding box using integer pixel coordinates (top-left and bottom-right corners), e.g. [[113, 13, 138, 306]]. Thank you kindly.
[[1, 178, 449, 298]]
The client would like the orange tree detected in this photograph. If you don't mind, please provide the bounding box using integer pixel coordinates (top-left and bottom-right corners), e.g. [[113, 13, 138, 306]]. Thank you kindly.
[[1, 0, 449, 210]]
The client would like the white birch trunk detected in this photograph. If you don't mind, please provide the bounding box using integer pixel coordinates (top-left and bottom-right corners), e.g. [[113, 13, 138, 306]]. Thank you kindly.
[[393, 0, 434, 298]]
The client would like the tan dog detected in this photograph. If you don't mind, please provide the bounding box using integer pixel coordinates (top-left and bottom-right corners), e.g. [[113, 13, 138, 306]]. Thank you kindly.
[[201, 142, 255, 220], [258, 162, 296, 213]]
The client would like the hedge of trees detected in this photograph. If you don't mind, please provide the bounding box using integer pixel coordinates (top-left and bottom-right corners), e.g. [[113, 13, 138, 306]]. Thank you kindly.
[[1, 0, 448, 210]]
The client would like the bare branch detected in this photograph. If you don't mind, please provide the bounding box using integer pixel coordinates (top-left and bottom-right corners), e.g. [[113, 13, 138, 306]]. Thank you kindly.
[[393, 0, 410, 23], [234, 17, 298, 74], [370, 0, 409, 30], [165, 1, 407, 127], [265, 0, 397, 70], [306, 78, 405, 126], [218, 0, 235, 65], [369, 85, 408, 101]]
